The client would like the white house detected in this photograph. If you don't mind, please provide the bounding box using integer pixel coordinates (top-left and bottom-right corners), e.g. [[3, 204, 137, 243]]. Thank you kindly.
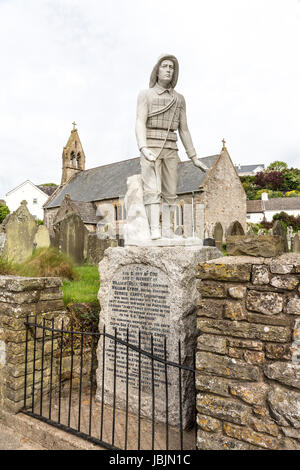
[[247, 192, 300, 223], [6, 180, 56, 220], [235, 164, 265, 176]]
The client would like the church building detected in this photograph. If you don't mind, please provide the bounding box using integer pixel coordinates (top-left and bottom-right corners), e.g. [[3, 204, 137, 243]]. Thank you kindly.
[[43, 125, 247, 248]]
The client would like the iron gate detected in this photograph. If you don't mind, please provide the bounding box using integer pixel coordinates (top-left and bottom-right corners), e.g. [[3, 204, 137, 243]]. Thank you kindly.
[[22, 316, 197, 450]]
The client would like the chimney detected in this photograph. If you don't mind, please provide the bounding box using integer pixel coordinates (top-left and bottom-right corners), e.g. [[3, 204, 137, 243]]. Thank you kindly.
[[261, 192, 269, 201]]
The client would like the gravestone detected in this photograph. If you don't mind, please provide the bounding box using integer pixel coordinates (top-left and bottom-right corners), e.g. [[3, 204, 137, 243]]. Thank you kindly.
[[34, 225, 50, 249], [0, 201, 37, 263], [292, 234, 300, 253], [273, 220, 289, 252], [53, 213, 86, 264], [87, 233, 118, 264], [228, 221, 245, 236], [213, 222, 223, 251], [227, 235, 285, 257], [96, 245, 221, 428]]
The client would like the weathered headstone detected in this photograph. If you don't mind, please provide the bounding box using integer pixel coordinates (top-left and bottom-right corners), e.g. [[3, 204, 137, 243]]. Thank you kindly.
[[96, 245, 221, 428], [226, 235, 285, 257], [87, 233, 118, 265], [0, 201, 37, 263], [273, 220, 289, 252], [53, 213, 86, 264], [213, 222, 223, 251], [229, 221, 245, 236], [34, 225, 50, 249]]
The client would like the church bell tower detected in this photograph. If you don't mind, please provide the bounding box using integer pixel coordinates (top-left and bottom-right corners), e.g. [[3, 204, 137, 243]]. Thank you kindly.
[[61, 122, 86, 185]]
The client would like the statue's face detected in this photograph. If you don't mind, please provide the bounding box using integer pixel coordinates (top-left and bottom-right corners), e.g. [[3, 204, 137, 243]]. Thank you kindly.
[[157, 59, 174, 84]]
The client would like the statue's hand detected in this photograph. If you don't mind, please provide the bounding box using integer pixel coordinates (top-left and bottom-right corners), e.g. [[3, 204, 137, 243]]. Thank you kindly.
[[141, 147, 158, 162], [191, 156, 208, 172]]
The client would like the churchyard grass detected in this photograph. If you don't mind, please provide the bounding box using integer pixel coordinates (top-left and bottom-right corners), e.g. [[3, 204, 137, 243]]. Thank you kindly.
[[62, 265, 100, 306]]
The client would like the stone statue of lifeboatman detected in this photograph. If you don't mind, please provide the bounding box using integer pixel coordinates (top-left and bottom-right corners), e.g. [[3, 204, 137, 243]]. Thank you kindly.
[[136, 53, 208, 240]]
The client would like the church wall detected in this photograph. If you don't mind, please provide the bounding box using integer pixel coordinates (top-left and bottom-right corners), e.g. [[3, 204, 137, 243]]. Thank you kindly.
[[199, 152, 247, 241]]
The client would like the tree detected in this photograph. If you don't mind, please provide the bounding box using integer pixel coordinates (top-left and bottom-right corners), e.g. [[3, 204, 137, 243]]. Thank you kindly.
[[267, 161, 288, 172], [0, 204, 10, 223], [254, 171, 284, 190]]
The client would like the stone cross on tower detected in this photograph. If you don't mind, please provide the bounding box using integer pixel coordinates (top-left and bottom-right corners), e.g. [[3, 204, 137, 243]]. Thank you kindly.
[[222, 138, 226, 150], [61, 124, 86, 185]]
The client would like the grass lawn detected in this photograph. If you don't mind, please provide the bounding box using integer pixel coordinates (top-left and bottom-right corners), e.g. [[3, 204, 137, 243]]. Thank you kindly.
[[62, 265, 100, 306]]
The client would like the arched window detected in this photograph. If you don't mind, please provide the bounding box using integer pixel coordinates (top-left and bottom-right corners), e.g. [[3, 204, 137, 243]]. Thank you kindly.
[[77, 152, 81, 169], [114, 205, 118, 221], [176, 204, 184, 226], [70, 151, 75, 167]]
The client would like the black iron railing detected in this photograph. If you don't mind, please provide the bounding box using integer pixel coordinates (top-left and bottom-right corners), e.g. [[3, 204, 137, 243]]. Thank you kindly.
[[22, 316, 197, 450]]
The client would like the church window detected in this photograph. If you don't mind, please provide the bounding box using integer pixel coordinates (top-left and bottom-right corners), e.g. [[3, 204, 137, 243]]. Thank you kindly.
[[114, 204, 118, 221], [77, 153, 81, 169], [70, 151, 75, 166], [176, 204, 184, 225]]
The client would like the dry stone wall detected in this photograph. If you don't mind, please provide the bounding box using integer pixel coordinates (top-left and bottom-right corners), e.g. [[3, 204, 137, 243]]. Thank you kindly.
[[0, 276, 66, 414], [196, 253, 300, 450]]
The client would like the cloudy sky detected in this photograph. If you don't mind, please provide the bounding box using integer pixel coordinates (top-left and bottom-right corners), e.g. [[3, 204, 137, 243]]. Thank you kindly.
[[0, 0, 299, 199]]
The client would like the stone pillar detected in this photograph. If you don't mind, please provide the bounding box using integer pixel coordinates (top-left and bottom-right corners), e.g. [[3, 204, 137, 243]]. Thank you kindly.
[[196, 253, 300, 450], [195, 203, 205, 240], [0, 276, 65, 414]]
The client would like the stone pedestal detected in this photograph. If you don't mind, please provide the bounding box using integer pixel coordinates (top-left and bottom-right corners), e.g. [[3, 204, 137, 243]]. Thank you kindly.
[[95, 245, 221, 428]]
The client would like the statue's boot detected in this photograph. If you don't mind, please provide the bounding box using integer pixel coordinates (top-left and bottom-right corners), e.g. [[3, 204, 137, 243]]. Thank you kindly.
[[145, 203, 161, 240]]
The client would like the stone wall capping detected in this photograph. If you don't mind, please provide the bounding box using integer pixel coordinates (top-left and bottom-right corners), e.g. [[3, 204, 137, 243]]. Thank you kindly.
[[0, 276, 62, 292]]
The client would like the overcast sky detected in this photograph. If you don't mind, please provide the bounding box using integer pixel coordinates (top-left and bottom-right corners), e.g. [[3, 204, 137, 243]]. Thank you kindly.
[[0, 0, 299, 199]]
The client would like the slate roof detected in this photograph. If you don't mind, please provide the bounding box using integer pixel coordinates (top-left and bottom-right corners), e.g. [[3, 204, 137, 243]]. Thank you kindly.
[[45, 155, 219, 209], [37, 185, 58, 196], [246, 200, 263, 213], [71, 201, 99, 224], [264, 197, 300, 211], [247, 197, 300, 213], [235, 164, 265, 173]]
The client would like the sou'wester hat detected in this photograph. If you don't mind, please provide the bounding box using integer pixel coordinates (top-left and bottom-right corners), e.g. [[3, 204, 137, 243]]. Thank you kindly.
[[149, 54, 179, 89]]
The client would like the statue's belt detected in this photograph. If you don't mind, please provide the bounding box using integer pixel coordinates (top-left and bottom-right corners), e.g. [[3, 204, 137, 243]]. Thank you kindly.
[[146, 129, 178, 141], [147, 97, 177, 118]]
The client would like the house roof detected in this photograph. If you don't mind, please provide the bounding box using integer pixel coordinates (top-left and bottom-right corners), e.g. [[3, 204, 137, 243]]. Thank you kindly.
[[37, 185, 58, 196], [71, 200, 99, 224], [6, 180, 50, 198], [264, 197, 300, 211], [247, 197, 300, 213], [45, 155, 219, 209], [235, 164, 265, 173], [246, 200, 263, 213]]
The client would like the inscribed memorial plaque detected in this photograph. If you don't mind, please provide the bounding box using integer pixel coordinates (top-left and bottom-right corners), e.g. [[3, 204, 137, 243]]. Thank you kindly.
[[96, 246, 221, 428]]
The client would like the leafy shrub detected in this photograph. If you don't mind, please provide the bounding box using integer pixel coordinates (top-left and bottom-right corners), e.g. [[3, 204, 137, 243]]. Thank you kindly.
[[285, 190, 300, 197], [0, 204, 10, 223], [281, 168, 300, 191], [273, 212, 300, 232], [253, 189, 284, 200]]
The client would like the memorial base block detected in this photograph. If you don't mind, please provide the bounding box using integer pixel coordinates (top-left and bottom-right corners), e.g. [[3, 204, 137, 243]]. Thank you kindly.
[[95, 245, 221, 428]]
